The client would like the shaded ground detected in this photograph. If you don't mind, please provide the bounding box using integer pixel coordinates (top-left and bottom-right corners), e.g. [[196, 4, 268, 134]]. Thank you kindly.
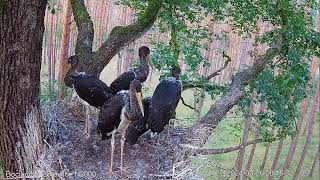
[[39, 101, 194, 180]]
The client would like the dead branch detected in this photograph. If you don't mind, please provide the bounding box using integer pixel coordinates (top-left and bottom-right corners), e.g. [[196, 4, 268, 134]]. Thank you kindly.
[[180, 137, 278, 155], [207, 51, 231, 80], [180, 97, 199, 113]]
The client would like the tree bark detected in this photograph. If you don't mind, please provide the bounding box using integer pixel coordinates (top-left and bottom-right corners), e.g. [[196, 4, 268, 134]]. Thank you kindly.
[[184, 45, 281, 150], [245, 103, 263, 177], [293, 81, 320, 180], [64, 0, 163, 86], [48, 11, 54, 97], [59, 0, 72, 100], [0, 0, 46, 174], [52, 13, 58, 81], [268, 138, 284, 180], [235, 102, 253, 180]]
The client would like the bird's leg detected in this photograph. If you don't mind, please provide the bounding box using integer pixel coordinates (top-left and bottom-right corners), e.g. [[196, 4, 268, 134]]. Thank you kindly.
[[110, 129, 116, 173], [84, 103, 91, 139], [120, 122, 130, 175]]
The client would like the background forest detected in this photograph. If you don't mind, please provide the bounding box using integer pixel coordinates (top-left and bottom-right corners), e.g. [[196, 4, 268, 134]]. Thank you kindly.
[[0, 0, 320, 179], [36, 0, 320, 179]]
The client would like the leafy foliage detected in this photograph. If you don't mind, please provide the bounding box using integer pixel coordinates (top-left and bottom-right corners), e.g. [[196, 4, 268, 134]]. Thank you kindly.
[[41, 80, 60, 102], [117, 0, 320, 137]]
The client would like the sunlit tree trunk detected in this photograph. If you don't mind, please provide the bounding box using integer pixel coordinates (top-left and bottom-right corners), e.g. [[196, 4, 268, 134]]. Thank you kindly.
[[268, 138, 284, 180], [47, 11, 54, 98], [0, 0, 46, 173], [43, 10, 49, 65], [235, 102, 253, 180], [52, 14, 58, 81], [293, 81, 320, 180], [244, 103, 264, 178], [59, 0, 72, 100]]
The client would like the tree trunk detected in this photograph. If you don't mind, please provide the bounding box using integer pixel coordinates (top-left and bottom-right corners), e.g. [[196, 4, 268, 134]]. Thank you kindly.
[[48, 11, 54, 98], [235, 102, 253, 180], [279, 97, 310, 180], [260, 126, 275, 170], [0, 0, 46, 174], [268, 138, 284, 180], [245, 103, 264, 177], [279, 55, 319, 180], [309, 144, 320, 177], [293, 81, 320, 180], [59, 0, 72, 100], [52, 13, 58, 81], [43, 10, 49, 65]]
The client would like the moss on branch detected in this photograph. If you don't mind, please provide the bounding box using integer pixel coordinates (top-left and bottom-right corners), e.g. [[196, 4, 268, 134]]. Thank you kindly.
[[71, 0, 91, 25]]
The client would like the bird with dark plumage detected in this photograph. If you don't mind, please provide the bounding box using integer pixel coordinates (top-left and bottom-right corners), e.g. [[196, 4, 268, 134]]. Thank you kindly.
[[125, 97, 152, 144], [148, 66, 182, 135], [110, 46, 151, 94], [98, 79, 144, 173], [125, 67, 182, 144], [66, 55, 114, 139]]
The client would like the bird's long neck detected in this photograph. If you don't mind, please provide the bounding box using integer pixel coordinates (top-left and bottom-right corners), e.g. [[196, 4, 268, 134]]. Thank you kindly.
[[125, 89, 141, 120], [135, 58, 149, 82]]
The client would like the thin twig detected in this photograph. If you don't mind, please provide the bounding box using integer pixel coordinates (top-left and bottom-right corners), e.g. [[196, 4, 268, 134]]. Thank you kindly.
[[180, 97, 199, 113], [207, 51, 231, 80]]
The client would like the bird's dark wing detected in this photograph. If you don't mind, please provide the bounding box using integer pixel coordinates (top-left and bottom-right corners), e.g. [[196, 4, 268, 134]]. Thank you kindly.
[[72, 74, 113, 108], [126, 97, 152, 144], [97, 93, 127, 140], [148, 79, 182, 133], [110, 71, 135, 94]]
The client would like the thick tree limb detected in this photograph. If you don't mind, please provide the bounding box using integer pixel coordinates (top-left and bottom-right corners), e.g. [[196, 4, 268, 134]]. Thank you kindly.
[[93, 0, 163, 75], [180, 137, 277, 155], [183, 44, 281, 150], [70, 0, 94, 57], [67, 0, 163, 78]]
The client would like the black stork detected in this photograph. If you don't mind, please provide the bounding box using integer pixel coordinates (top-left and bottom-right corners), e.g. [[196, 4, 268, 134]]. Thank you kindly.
[[110, 46, 151, 94], [125, 97, 152, 144], [148, 66, 182, 136], [125, 67, 182, 144], [66, 55, 114, 139], [97, 79, 144, 173]]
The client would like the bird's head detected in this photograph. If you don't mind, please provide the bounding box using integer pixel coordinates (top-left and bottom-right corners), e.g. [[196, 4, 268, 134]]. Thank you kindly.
[[67, 55, 79, 70], [138, 46, 152, 68], [171, 66, 181, 80], [130, 79, 144, 117]]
